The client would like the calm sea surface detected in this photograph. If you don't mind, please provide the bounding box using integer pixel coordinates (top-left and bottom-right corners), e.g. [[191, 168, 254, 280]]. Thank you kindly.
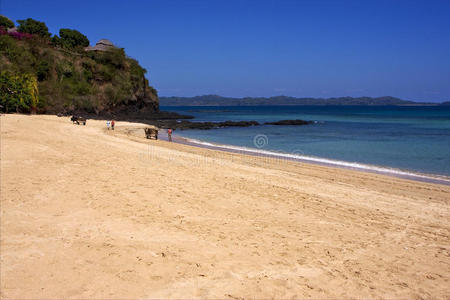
[[160, 105, 450, 177]]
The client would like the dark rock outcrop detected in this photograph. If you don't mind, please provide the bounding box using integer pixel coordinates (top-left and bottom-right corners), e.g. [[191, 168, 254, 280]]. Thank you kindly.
[[264, 119, 312, 125], [147, 120, 260, 130]]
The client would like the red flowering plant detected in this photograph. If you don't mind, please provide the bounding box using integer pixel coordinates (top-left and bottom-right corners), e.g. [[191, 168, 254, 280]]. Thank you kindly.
[[9, 31, 33, 40], [0, 27, 33, 40]]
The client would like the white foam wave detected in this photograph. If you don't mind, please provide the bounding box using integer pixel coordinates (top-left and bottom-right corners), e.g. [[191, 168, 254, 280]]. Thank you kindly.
[[181, 137, 450, 184]]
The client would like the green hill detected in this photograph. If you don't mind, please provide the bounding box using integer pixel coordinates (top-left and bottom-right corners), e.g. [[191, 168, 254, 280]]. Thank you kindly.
[[0, 16, 158, 115]]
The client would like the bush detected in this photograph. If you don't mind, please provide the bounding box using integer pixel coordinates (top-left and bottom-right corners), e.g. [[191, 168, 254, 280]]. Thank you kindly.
[[56, 61, 73, 78], [105, 85, 116, 104], [98, 65, 114, 81], [17, 18, 50, 38], [0, 35, 36, 73], [51, 35, 61, 47], [73, 80, 91, 95], [93, 48, 126, 69], [6, 30, 33, 40], [59, 28, 89, 49], [0, 15, 14, 29], [0, 71, 39, 112], [37, 61, 50, 81], [82, 69, 93, 81]]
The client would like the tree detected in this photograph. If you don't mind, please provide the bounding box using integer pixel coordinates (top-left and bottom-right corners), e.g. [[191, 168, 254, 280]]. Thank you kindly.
[[51, 35, 62, 47], [17, 18, 50, 38], [59, 28, 89, 49], [0, 15, 14, 29], [0, 72, 39, 112]]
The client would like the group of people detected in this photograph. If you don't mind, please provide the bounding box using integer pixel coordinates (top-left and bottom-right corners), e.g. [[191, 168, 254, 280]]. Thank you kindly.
[[106, 120, 115, 130]]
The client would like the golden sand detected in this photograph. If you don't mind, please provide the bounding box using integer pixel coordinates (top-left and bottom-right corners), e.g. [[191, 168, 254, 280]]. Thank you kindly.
[[1, 114, 449, 298]]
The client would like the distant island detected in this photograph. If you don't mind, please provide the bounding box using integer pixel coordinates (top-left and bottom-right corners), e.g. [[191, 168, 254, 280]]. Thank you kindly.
[[160, 95, 447, 106]]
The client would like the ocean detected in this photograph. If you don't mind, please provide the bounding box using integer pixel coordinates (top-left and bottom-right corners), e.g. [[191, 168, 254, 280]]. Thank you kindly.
[[160, 105, 450, 181]]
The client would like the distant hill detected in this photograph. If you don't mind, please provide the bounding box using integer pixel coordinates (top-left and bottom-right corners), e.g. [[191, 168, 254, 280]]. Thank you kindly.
[[160, 95, 439, 106]]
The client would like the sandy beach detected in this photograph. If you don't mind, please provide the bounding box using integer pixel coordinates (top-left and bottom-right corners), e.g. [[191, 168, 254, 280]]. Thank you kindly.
[[1, 114, 449, 299]]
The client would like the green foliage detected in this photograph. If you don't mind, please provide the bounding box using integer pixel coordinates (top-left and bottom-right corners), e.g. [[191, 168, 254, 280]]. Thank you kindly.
[[51, 35, 61, 47], [82, 69, 93, 81], [0, 71, 39, 112], [129, 58, 146, 78], [74, 81, 91, 95], [98, 65, 114, 81], [17, 18, 50, 38], [0, 15, 14, 29], [59, 28, 89, 49], [37, 61, 50, 81], [56, 60, 73, 78], [105, 86, 117, 104], [90, 48, 127, 69], [0, 35, 36, 73], [149, 86, 158, 97], [0, 23, 158, 114]]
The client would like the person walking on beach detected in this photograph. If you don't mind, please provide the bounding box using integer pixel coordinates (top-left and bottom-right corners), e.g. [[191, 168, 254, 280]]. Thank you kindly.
[[111, 120, 115, 130], [106, 120, 110, 130], [168, 128, 173, 142]]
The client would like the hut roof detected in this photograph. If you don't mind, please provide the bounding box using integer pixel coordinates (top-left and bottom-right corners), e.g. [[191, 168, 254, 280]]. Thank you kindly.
[[97, 39, 114, 46], [85, 39, 116, 52]]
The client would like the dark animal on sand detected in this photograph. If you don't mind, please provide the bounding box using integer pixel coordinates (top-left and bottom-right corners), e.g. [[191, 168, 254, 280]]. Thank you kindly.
[[144, 128, 158, 140], [71, 116, 86, 125]]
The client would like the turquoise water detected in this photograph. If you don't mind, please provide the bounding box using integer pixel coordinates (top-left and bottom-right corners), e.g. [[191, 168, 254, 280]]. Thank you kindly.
[[161, 106, 450, 177]]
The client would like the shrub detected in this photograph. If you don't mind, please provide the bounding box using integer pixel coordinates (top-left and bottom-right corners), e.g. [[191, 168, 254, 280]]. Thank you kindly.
[[7, 30, 33, 40], [98, 65, 114, 81], [93, 48, 126, 69], [105, 85, 116, 104], [59, 28, 89, 49], [17, 18, 50, 38], [56, 61, 73, 78], [51, 35, 61, 47], [0, 15, 14, 29], [37, 61, 50, 81], [0, 28, 32, 40], [82, 69, 93, 81], [0, 71, 39, 112], [0, 35, 36, 72], [73, 80, 91, 95], [129, 58, 146, 77]]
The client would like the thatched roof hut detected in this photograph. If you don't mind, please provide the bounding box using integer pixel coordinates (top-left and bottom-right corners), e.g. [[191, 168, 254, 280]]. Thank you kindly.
[[85, 39, 116, 51]]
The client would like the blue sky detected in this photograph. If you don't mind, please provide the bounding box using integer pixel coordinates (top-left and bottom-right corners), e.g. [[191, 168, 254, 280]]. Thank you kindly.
[[2, 0, 450, 102]]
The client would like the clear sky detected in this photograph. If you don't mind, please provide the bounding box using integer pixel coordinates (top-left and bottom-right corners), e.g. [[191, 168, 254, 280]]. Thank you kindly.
[[2, 0, 450, 102]]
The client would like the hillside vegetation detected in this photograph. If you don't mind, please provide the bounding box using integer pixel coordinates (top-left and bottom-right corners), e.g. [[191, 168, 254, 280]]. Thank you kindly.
[[0, 16, 158, 114]]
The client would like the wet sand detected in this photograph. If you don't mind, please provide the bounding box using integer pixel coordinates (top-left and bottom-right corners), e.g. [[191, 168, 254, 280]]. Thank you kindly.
[[1, 114, 449, 299], [169, 135, 450, 186]]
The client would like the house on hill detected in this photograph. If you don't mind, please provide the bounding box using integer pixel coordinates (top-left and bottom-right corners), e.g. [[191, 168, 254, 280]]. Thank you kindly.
[[85, 39, 116, 51]]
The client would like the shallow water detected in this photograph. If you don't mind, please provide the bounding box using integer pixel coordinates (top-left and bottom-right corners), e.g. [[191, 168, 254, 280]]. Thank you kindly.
[[161, 105, 450, 177]]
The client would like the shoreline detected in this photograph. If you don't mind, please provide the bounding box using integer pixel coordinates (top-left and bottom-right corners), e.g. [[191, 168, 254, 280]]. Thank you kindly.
[[35, 112, 450, 185], [168, 134, 450, 186]]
